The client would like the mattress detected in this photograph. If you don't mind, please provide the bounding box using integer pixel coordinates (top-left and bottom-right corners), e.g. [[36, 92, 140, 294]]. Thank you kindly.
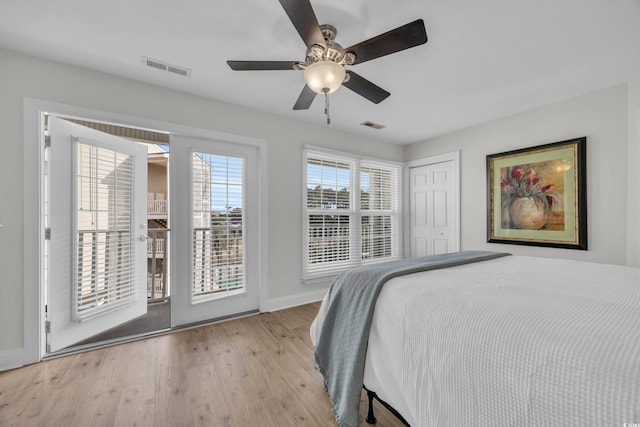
[[310, 255, 640, 426]]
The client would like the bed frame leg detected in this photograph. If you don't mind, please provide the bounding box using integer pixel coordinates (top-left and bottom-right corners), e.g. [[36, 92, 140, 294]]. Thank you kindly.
[[366, 389, 377, 424]]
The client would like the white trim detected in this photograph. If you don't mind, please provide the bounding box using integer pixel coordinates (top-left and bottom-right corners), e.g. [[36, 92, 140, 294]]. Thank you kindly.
[[405, 151, 460, 168], [304, 144, 362, 160], [303, 144, 404, 167], [302, 274, 336, 287], [257, 145, 269, 313], [404, 151, 461, 257], [23, 98, 46, 365], [0, 348, 24, 372], [265, 289, 327, 312], [23, 97, 268, 366]]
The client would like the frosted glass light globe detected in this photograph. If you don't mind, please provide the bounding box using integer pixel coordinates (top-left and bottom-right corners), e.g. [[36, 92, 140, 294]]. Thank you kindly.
[[303, 61, 346, 94]]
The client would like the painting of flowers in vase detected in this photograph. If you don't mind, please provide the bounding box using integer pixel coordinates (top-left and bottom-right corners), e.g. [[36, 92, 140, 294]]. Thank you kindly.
[[487, 137, 587, 250], [500, 163, 561, 230]]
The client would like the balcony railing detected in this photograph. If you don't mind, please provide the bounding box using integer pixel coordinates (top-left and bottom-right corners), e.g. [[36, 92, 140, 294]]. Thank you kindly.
[[147, 228, 169, 302], [148, 199, 167, 219], [147, 274, 165, 300], [147, 237, 166, 258], [192, 227, 244, 298]]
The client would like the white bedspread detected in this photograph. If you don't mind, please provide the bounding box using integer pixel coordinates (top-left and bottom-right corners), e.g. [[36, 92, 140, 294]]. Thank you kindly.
[[310, 256, 640, 426]]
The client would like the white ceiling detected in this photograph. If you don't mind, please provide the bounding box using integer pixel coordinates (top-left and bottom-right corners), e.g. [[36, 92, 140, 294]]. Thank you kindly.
[[1, 0, 639, 144]]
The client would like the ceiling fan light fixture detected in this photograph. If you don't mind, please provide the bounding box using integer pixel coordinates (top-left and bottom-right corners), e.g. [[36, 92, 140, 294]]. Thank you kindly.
[[303, 61, 345, 94]]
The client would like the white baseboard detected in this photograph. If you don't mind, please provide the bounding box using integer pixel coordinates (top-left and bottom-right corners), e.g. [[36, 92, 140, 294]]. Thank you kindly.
[[0, 347, 24, 372], [265, 289, 327, 312]]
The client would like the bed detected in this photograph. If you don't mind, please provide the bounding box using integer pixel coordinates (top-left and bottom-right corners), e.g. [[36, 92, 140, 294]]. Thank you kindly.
[[310, 251, 640, 427]]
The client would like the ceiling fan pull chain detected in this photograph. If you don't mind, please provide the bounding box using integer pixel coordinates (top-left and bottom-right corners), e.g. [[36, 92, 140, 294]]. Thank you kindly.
[[323, 88, 331, 125]]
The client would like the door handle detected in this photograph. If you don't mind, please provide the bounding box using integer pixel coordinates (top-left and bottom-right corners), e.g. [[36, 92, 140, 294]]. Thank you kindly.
[[138, 235, 148, 242]]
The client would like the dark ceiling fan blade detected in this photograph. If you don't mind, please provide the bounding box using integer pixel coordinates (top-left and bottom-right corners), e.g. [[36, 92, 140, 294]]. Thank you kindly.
[[278, 0, 326, 49], [342, 71, 390, 104], [227, 61, 300, 71], [341, 19, 427, 65], [293, 85, 317, 110]]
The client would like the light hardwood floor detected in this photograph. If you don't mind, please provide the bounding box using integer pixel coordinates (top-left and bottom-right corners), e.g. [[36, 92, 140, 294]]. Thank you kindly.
[[0, 302, 405, 427]]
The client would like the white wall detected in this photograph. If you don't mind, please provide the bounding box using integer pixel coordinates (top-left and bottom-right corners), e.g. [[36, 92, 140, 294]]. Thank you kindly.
[[3, 46, 637, 363], [0, 48, 403, 356], [627, 81, 640, 267], [405, 83, 637, 266]]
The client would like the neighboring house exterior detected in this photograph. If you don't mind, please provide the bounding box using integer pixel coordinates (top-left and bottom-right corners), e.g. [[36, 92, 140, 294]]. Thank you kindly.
[[146, 144, 170, 301]]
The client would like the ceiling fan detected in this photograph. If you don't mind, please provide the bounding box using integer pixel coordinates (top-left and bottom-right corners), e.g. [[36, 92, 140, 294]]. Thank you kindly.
[[227, 0, 428, 124]]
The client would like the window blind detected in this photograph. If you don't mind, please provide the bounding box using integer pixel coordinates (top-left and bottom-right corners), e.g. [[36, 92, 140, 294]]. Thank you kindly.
[[360, 162, 403, 263], [191, 152, 245, 302], [303, 149, 402, 282], [74, 141, 136, 321]]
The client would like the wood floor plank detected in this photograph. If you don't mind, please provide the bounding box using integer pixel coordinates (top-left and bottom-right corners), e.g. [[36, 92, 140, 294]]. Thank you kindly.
[[0, 303, 405, 426]]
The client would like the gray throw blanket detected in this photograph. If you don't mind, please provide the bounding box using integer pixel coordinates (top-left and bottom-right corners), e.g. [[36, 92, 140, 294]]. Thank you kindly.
[[314, 251, 510, 427]]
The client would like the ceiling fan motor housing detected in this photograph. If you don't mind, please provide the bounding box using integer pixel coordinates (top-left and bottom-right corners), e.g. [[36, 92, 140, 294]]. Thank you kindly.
[[304, 24, 354, 66], [321, 24, 337, 41]]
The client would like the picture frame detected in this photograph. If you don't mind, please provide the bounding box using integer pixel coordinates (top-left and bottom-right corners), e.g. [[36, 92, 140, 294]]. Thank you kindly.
[[487, 137, 587, 250]]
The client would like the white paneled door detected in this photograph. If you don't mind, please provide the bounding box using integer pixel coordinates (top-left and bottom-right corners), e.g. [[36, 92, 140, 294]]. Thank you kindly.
[[170, 136, 259, 327], [410, 160, 457, 257], [47, 117, 148, 352]]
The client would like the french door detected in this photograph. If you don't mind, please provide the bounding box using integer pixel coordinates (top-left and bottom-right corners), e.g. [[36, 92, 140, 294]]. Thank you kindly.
[[170, 136, 259, 327], [47, 117, 148, 352]]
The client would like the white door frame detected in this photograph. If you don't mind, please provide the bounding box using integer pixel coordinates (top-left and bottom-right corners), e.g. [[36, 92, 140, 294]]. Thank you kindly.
[[23, 98, 268, 366], [403, 151, 460, 257]]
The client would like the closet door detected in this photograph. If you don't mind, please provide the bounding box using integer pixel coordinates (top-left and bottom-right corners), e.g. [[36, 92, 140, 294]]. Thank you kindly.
[[410, 160, 456, 256]]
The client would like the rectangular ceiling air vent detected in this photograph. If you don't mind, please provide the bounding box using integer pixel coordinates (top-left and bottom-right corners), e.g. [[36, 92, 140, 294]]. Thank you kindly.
[[361, 121, 386, 130], [167, 65, 189, 77], [142, 56, 191, 78]]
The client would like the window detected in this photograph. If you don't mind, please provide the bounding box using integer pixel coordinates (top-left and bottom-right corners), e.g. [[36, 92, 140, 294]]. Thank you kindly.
[[191, 152, 245, 302], [361, 165, 397, 261], [303, 148, 402, 281], [74, 140, 137, 320]]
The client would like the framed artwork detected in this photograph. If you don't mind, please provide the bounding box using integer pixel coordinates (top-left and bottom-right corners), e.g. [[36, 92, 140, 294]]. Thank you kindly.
[[487, 137, 587, 250]]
